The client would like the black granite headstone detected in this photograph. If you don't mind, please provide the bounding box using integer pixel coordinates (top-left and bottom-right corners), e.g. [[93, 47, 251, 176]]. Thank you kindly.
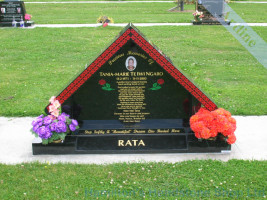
[[0, 0, 34, 27], [32, 24, 230, 154]]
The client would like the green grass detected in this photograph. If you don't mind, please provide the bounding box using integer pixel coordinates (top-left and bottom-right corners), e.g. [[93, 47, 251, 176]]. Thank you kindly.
[[0, 26, 266, 116], [0, 160, 266, 199], [26, 3, 194, 24], [23, 3, 267, 24], [230, 3, 267, 23]]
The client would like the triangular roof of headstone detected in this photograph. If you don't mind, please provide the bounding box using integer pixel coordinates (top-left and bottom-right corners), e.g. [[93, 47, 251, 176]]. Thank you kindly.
[[49, 23, 217, 111]]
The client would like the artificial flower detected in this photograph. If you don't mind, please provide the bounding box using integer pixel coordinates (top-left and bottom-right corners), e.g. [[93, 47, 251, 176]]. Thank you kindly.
[[31, 96, 79, 144], [190, 107, 236, 144], [24, 14, 32, 21]]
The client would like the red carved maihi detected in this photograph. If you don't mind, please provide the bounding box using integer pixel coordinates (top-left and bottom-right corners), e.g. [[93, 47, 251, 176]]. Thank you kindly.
[[47, 26, 217, 112]]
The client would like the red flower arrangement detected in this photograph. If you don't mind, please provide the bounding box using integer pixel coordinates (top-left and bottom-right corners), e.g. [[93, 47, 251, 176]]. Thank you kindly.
[[190, 108, 236, 144]]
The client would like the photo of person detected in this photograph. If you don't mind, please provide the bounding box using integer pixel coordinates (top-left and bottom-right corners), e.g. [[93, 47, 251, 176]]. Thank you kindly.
[[1, 8, 6, 14], [17, 7, 21, 13], [125, 56, 137, 71]]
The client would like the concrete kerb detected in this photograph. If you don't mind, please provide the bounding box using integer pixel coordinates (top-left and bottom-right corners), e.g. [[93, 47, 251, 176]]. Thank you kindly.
[[13, 23, 267, 29]]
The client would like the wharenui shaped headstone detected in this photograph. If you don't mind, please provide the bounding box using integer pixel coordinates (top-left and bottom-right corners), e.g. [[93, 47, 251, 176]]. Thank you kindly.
[[33, 24, 230, 154]]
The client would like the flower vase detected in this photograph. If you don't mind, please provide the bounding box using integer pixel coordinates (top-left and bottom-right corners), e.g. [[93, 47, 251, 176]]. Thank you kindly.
[[52, 139, 63, 144], [207, 137, 216, 141], [194, 16, 201, 22], [217, 134, 227, 142]]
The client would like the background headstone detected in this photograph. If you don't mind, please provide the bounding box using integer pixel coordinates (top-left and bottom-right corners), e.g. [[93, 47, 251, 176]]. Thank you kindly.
[[194, 0, 230, 25], [0, 0, 34, 27]]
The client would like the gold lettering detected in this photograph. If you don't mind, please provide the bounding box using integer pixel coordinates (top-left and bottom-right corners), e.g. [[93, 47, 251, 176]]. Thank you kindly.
[[125, 140, 132, 146], [118, 140, 145, 147], [148, 129, 155, 133], [108, 53, 125, 65], [115, 76, 150, 123], [138, 140, 145, 146], [94, 130, 105, 134], [148, 59, 154, 65], [127, 51, 147, 59], [84, 130, 92, 134], [134, 72, 163, 77], [132, 140, 138, 146], [130, 72, 136, 76], [112, 130, 132, 134], [134, 129, 146, 134], [118, 140, 124, 146], [157, 129, 170, 133], [100, 72, 129, 77]]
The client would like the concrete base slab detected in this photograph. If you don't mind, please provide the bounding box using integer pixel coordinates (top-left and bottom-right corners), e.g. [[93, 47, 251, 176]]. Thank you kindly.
[[0, 116, 266, 164]]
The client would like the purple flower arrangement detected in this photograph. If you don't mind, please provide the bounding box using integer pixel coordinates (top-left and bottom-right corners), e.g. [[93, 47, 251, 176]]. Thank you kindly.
[[31, 96, 79, 144]]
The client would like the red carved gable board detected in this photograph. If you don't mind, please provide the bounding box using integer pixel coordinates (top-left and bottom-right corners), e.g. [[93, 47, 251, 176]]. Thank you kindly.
[[46, 24, 217, 112]]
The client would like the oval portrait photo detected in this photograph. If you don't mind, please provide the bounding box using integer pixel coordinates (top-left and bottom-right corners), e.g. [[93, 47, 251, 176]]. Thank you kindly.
[[125, 56, 137, 71]]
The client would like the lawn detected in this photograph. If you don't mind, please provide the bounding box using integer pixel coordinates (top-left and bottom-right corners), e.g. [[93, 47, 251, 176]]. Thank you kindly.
[[0, 26, 266, 116], [23, 3, 267, 24], [0, 0, 267, 117], [0, 2, 266, 200], [0, 160, 266, 199], [25, 3, 195, 24]]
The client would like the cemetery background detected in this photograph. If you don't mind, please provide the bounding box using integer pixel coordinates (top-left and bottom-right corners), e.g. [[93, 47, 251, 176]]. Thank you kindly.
[[0, 0, 267, 199]]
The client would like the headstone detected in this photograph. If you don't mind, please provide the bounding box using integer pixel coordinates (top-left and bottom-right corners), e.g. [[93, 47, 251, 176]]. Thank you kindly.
[[0, 0, 34, 27], [193, 0, 230, 25], [32, 24, 230, 154]]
